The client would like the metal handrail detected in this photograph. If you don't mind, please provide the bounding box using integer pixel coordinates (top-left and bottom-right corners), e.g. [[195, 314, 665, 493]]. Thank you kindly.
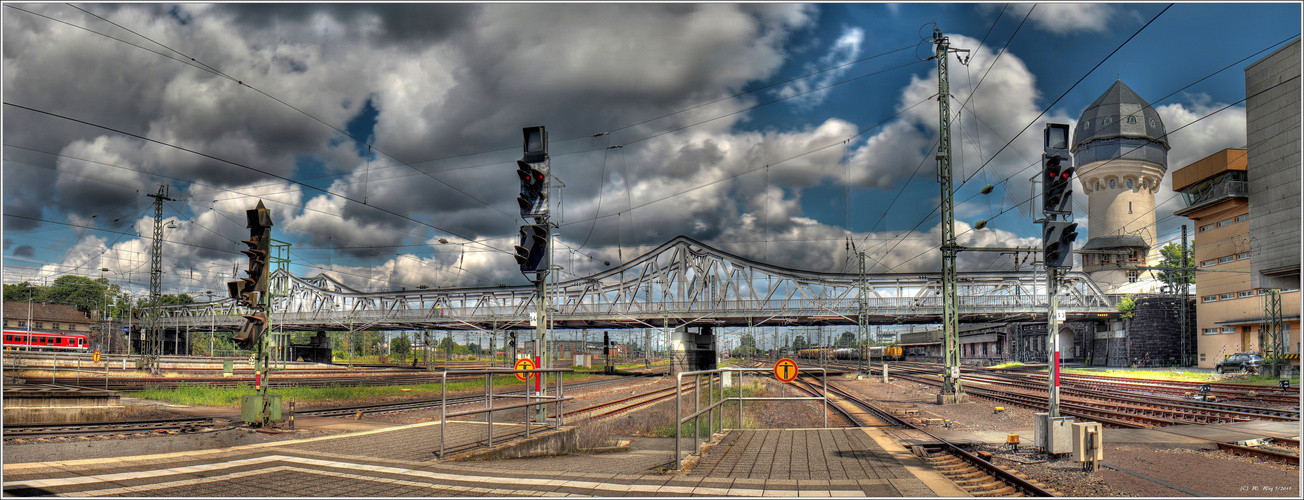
[[437, 367, 571, 459], [674, 366, 827, 471]]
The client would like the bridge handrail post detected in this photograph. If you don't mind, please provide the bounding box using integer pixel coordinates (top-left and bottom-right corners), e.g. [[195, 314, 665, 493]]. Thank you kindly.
[[675, 370, 683, 471], [439, 369, 447, 459]]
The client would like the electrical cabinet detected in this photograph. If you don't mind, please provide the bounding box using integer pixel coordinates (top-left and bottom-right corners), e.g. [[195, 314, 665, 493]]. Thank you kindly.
[[1072, 421, 1104, 462], [1034, 412, 1074, 454]]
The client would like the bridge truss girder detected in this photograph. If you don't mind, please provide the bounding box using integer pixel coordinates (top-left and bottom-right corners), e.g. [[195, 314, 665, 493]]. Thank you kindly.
[[154, 236, 1116, 334]]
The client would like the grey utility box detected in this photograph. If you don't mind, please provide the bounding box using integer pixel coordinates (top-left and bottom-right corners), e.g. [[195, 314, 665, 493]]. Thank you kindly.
[[1072, 421, 1104, 462], [1034, 412, 1075, 455]]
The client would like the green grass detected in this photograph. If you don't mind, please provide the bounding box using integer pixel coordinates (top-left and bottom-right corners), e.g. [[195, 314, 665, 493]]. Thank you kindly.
[[129, 371, 598, 407], [987, 362, 1026, 369]]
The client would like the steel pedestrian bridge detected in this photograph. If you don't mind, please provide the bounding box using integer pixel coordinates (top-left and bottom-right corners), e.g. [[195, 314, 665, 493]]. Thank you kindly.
[[156, 236, 1118, 334]]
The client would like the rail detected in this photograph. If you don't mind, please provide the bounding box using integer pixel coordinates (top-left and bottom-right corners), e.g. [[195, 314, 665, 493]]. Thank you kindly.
[[673, 367, 827, 471], [436, 367, 572, 459]]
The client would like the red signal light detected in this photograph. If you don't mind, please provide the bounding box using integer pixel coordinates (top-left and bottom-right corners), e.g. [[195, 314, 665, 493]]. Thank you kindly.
[[1061, 172, 1071, 179]]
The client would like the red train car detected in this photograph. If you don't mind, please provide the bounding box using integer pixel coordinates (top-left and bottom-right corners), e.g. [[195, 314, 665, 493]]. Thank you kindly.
[[3, 330, 90, 352]]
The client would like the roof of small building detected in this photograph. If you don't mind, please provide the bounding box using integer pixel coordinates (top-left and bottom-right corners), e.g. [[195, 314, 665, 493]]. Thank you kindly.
[[1081, 235, 1148, 250], [1072, 80, 1169, 151], [2, 301, 93, 324]]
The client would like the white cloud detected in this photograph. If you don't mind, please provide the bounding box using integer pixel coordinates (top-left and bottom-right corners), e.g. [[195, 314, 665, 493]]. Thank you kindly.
[[1003, 4, 1121, 36], [772, 27, 865, 109]]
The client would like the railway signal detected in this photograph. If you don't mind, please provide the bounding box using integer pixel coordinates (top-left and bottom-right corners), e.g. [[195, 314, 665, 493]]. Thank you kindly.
[[1043, 221, 1078, 269], [514, 224, 550, 277], [228, 201, 272, 307], [233, 311, 266, 350], [1042, 123, 1073, 215], [516, 126, 550, 220]]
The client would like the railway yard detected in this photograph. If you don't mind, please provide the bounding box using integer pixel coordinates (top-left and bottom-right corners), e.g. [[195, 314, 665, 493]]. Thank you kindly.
[[2, 356, 1300, 497]]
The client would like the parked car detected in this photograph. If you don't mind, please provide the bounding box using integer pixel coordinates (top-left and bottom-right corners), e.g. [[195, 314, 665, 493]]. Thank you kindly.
[[1215, 352, 1264, 374]]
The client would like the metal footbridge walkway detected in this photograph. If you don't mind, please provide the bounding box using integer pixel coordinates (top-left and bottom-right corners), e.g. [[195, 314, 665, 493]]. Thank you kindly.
[[155, 236, 1118, 333]]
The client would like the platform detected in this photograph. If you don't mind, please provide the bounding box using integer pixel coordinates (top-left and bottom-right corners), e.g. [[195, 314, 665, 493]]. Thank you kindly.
[[2, 383, 123, 425], [3, 423, 964, 497]]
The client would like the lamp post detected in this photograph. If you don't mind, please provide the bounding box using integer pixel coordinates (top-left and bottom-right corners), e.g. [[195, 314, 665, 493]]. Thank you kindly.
[[25, 283, 35, 353], [205, 291, 215, 357]]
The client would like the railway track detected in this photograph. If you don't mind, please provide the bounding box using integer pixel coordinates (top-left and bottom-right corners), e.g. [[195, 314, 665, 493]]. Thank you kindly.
[[296, 377, 638, 418], [3, 417, 223, 441], [1216, 441, 1300, 466], [881, 363, 1300, 428], [793, 374, 1055, 497], [554, 381, 694, 421]]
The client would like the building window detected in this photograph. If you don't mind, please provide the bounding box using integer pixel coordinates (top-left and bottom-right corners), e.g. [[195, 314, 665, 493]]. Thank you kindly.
[[1203, 295, 1217, 303], [1148, 118, 1158, 129], [1219, 293, 1235, 300], [34, 322, 42, 329], [1222, 327, 1236, 334], [1199, 224, 1213, 232], [1128, 201, 1133, 214], [1237, 252, 1251, 260], [1218, 255, 1235, 264], [1103, 116, 1113, 127], [1217, 218, 1236, 228], [1127, 270, 1138, 283], [52, 323, 59, 330], [1201, 353, 1207, 361], [17, 321, 25, 328], [1127, 115, 1137, 124], [1239, 290, 1255, 298], [1201, 259, 1216, 267], [1203, 328, 1219, 335], [1235, 215, 1247, 223], [1109, 179, 1116, 189], [1126, 179, 1134, 189]]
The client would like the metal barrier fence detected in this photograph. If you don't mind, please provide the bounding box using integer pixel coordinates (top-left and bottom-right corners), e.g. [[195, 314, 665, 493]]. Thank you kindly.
[[674, 367, 827, 471], [437, 367, 573, 459]]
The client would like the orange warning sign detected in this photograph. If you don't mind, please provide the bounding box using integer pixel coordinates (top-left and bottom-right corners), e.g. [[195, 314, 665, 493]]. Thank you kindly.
[[515, 357, 536, 382], [93, 350, 101, 363], [774, 358, 798, 382]]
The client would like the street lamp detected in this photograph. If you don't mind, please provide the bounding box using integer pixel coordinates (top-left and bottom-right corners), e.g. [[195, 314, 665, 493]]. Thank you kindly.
[[205, 291, 215, 357], [99, 268, 110, 352]]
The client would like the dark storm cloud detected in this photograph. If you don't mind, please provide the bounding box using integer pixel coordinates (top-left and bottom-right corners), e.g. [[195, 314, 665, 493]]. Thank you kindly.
[[13, 245, 36, 258], [212, 4, 480, 47]]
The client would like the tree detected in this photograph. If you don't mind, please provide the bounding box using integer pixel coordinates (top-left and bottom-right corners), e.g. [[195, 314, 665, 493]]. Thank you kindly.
[[1157, 242, 1194, 289], [391, 336, 411, 358], [837, 331, 856, 346], [43, 275, 117, 312], [156, 293, 194, 306], [791, 334, 809, 351], [1117, 295, 1136, 320], [4, 281, 43, 303], [734, 332, 758, 357]]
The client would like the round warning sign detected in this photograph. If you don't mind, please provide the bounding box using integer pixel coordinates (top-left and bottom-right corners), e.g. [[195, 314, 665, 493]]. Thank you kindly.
[[774, 358, 799, 382], [514, 357, 536, 382]]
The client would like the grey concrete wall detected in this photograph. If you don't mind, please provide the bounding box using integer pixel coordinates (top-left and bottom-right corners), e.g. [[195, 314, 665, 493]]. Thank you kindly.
[[1246, 39, 1302, 289]]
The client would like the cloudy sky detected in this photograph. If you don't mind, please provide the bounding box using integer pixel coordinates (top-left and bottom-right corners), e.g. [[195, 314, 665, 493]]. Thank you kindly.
[[2, 2, 1300, 297]]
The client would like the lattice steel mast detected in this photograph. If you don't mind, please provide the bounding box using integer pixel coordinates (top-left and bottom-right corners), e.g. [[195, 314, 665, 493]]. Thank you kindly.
[[143, 185, 176, 374], [932, 28, 969, 403]]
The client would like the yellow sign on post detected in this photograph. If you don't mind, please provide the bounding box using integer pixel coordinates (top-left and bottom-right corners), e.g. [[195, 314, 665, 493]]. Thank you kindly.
[[774, 358, 798, 382], [93, 350, 101, 364], [515, 357, 535, 382]]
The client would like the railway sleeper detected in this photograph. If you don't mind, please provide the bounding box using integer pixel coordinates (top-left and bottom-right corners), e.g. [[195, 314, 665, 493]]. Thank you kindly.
[[951, 470, 990, 481], [980, 485, 1022, 497]]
